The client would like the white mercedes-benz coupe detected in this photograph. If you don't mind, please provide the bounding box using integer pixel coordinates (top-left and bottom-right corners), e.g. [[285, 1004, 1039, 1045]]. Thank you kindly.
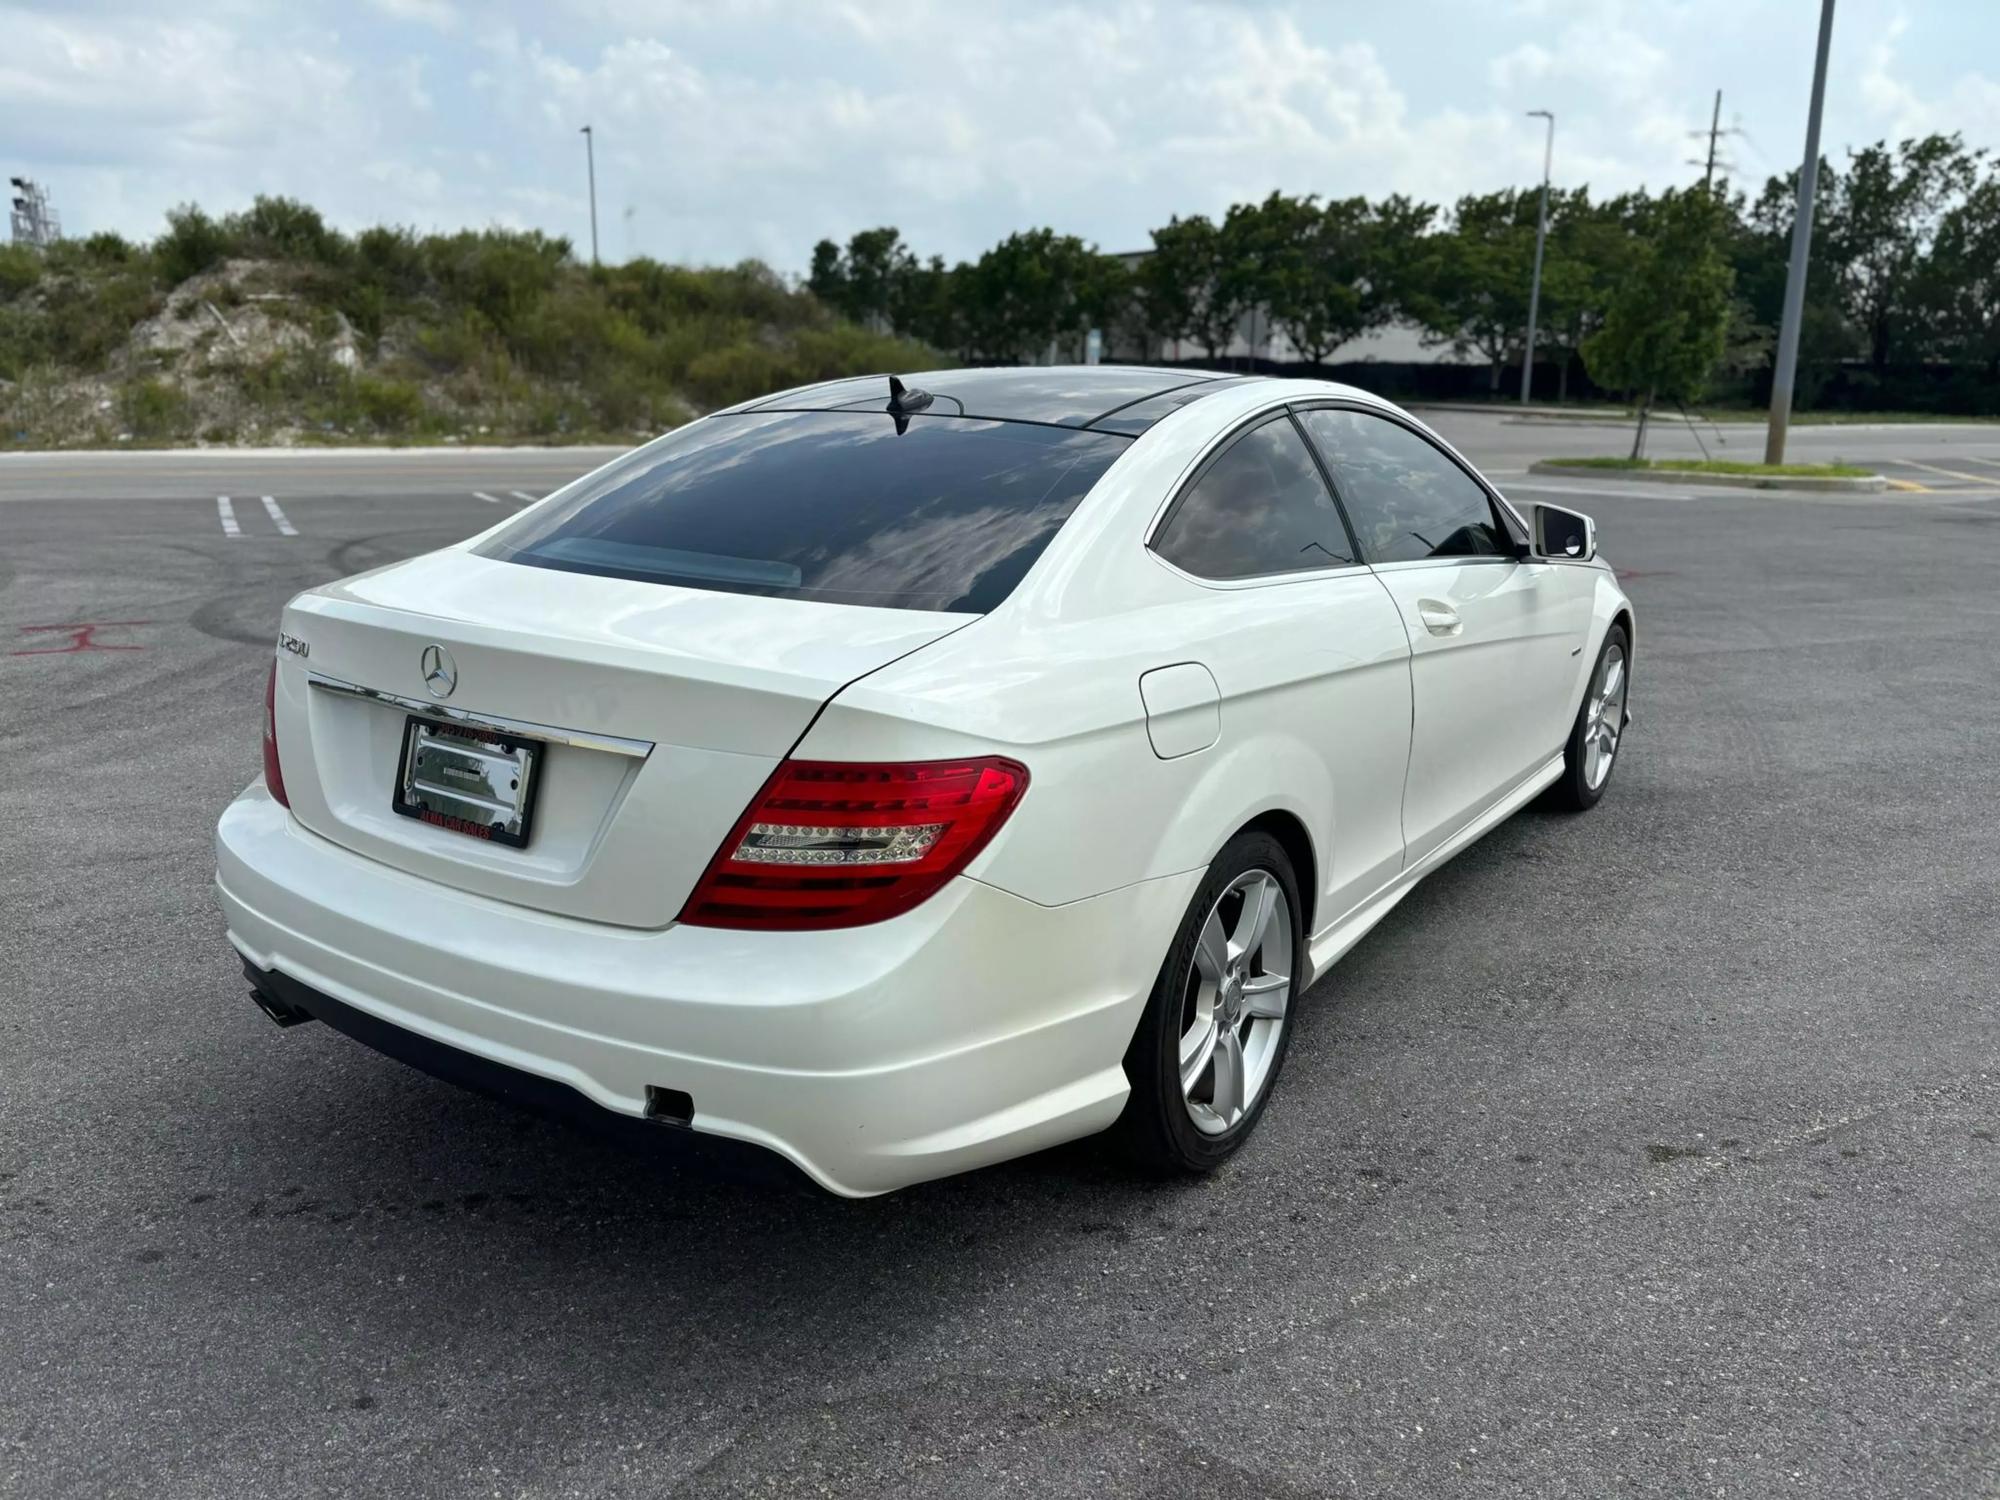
[[217, 367, 1634, 1195]]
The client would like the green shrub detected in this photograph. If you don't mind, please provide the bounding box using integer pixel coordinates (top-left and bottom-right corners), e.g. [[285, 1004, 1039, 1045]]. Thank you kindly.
[[233, 197, 345, 265], [0, 244, 42, 304], [156, 205, 234, 285], [350, 374, 426, 433], [119, 378, 192, 439]]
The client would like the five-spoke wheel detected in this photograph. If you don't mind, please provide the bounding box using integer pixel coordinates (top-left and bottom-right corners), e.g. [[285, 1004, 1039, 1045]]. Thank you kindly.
[[1180, 869, 1293, 1135], [1119, 831, 1303, 1171]]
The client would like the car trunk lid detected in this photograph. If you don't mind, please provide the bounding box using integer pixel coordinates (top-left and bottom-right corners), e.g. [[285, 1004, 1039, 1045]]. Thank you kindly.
[[273, 550, 970, 928]]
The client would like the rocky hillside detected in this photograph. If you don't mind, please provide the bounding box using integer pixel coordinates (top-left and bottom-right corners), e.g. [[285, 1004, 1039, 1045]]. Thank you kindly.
[[0, 197, 929, 448]]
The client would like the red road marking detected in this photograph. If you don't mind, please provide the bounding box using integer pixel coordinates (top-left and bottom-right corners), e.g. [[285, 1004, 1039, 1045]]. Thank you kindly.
[[9, 621, 155, 655]]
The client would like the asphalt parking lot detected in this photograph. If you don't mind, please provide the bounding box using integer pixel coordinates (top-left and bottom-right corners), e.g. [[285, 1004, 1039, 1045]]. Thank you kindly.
[[3, 414, 1997, 1498]]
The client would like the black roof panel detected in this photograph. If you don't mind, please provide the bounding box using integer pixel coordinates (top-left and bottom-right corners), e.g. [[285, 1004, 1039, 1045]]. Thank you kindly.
[[1086, 375, 1269, 436], [745, 366, 1233, 431]]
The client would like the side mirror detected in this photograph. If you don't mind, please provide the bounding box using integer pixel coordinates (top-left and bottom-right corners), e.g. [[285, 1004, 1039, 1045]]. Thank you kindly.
[[1532, 503, 1595, 562]]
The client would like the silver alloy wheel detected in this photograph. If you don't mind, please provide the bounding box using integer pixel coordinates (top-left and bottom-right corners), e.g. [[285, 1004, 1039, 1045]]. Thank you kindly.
[[1582, 643, 1628, 791], [1178, 868, 1293, 1136]]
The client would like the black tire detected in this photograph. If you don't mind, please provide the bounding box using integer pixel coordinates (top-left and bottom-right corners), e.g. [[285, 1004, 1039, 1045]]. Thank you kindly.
[[1116, 830, 1305, 1174], [1547, 623, 1630, 812]]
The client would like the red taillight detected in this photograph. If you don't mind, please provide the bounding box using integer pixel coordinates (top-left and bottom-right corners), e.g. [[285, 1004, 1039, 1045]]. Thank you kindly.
[[263, 660, 291, 808], [679, 757, 1029, 930]]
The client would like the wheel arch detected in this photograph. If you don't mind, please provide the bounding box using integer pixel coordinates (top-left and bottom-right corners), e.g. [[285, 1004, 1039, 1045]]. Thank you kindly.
[[1233, 808, 1319, 939]]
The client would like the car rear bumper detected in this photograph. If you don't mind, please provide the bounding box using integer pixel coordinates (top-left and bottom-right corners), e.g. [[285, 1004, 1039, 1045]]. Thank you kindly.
[[215, 783, 1197, 1196]]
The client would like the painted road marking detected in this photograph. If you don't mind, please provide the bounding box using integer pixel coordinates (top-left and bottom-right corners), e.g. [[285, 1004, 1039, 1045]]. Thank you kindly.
[[1890, 458, 1999, 485], [1955, 455, 2000, 472], [260, 495, 297, 536], [1886, 479, 1931, 492], [216, 495, 240, 537], [10, 620, 154, 656], [509, 490, 538, 504], [472, 491, 507, 505]]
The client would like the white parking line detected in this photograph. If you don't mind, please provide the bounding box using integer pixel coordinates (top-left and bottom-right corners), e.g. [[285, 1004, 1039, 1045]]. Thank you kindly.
[[1505, 481, 1698, 502], [216, 495, 240, 537], [260, 495, 297, 536], [1891, 457, 1999, 485], [472, 491, 508, 505], [509, 490, 538, 504]]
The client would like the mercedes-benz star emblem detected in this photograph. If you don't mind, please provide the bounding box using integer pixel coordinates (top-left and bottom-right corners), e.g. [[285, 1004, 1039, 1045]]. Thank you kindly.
[[420, 644, 458, 699]]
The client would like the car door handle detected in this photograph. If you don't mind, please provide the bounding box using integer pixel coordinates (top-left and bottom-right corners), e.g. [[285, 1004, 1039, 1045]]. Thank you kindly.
[[1417, 600, 1462, 637]]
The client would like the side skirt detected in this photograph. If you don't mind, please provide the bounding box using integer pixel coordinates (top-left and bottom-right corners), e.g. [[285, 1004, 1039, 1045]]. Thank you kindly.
[[1302, 753, 1566, 987]]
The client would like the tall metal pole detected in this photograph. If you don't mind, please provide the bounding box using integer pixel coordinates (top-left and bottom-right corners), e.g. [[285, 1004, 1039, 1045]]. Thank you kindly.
[[1703, 89, 1723, 188], [1765, 0, 1836, 466], [1520, 110, 1555, 405], [580, 124, 600, 266]]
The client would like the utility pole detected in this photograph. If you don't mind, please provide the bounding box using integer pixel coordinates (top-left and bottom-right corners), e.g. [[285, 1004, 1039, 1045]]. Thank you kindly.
[[1520, 110, 1555, 405], [1765, 0, 1836, 466], [1689, 89, 1744, 188], [579, 125, 600, 266], [1703, 90, 1723, 187]]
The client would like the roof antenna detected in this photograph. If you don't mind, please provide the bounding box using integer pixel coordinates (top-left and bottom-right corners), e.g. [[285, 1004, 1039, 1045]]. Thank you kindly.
[[887, 374, 932, 413], [885, 374, 933, 435]]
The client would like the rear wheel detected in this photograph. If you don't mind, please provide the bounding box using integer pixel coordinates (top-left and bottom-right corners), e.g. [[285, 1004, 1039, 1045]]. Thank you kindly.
[[1118, 831, 1303, 1173], [1548, 624, 1630, 811]]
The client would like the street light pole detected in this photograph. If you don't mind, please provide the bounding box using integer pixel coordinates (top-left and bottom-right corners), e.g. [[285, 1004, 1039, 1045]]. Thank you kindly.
[[1520, 110, 1555, 405], [579, 124, 600, 266], [1765, 0, 1836, 466]]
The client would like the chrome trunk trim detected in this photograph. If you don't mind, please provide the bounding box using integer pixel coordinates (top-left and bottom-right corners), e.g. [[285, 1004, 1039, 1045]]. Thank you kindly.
[[306, 672, 654, 759]]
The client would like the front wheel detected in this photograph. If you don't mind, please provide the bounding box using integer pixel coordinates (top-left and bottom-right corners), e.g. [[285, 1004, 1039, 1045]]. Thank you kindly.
[[1116, 831, 1303, 1173], [1547, 624, 1630, 812]]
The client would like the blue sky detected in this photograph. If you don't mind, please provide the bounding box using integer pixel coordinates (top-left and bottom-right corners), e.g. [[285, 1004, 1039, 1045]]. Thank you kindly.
[[6, 0, 1998, 273]]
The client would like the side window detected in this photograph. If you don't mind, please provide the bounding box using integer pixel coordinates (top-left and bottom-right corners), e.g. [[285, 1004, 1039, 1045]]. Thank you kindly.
[[1296, 408, 1506, 564], [1152, 416, 1355, 580]]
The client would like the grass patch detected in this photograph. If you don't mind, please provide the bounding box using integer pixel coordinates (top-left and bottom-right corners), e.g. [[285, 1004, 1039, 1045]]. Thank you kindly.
[[1538, 456, 1873, 478]]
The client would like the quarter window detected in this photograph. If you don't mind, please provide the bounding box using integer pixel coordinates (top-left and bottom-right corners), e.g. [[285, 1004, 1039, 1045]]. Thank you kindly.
[[1153, 416, 1355, 580], [1296, 408, 1506, 564]]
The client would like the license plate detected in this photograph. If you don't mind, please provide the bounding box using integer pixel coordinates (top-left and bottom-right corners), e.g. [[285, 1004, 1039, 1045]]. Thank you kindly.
[[392, 715, 543, 849]]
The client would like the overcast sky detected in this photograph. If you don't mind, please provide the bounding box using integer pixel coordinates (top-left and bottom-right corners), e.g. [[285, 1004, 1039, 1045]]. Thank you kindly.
[[7, 0, 1999, 273]]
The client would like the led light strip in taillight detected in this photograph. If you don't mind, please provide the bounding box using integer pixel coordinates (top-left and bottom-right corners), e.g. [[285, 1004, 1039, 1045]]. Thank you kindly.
[[679, 757, 1029, 930]]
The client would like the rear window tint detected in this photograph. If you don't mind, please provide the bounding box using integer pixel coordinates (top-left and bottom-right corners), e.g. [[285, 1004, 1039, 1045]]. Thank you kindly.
[[478, 411, 1127, 613]]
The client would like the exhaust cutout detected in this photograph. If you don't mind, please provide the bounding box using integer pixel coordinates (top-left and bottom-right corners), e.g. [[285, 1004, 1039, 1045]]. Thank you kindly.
[[644, 1086, 694, 1127], [249, 986, 316, 1028]]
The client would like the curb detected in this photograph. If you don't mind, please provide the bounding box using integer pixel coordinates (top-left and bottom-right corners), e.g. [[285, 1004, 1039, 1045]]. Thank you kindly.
[[1528, 461, 1887, 493], [1408, 401, 1620, 421], [1503, 413, 1653, 428]]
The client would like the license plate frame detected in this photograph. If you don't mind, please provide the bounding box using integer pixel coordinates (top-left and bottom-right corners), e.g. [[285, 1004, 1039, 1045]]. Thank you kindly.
[[391, 714, 543, 849]]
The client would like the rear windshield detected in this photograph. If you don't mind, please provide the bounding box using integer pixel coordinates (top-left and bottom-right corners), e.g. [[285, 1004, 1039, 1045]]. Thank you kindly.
[[477, 410, 1128, 613]]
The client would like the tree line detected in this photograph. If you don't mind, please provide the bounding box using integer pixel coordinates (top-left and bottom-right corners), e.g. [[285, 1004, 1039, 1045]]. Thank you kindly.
[[808, 132, 2000, 417]]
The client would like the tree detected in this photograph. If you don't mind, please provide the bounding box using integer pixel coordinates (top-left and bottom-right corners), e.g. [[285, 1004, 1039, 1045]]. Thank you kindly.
[[1824, 135, 1982, 372], [1737, 160, 1853, 399], [804, 227, 915, 330], [806, 239, 846, 312], [1143, 213, 1239, 361], [887, 254, 958, 354], [1136, 216, 1207, 356], [1409, 189, 1538, 391], [1529, 190, 1636, 401], [953, 228, 1109, 363], [1919, 171, 2000, 374], [1582, 187, 1735, 457]]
